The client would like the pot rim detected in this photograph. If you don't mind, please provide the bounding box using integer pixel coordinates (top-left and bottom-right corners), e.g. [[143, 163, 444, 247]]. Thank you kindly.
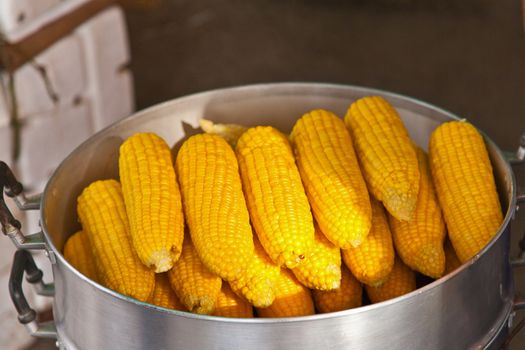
[[40, 82, 517, 323]]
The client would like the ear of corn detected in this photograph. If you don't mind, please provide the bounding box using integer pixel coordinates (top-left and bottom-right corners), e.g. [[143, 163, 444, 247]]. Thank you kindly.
[[176, 133, 254, 281], [63, 231, 99, 282], [429, 121, 503, 262], [199, 119, 248, 148], [292, 224, 341, 290], [344, 96, 420, 221], [256, 269, 315, 318], [119, 132, 184, 273], [342, 198, 395, 286], [167, 235, 222, 314], [365, 257, 416, 303], [77, 180, 155, 302], [444, 238, 462, 274], [313, 264, 362, 313], [213, 283, 254, 318], [236, 126, 315, 268], [229, 236, 280, 308], [389, 146, 446, 278], [149, 273, 186, 311], [290, 109, 372, 248]]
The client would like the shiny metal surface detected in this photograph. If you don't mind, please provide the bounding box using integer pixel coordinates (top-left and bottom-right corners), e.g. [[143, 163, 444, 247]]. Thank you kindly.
[[505, 134, 525, 165], [8, 231, 48, 251], [518, 187, 525, 204], [38, 83, 517, 349], [13, 192, 43, 211]]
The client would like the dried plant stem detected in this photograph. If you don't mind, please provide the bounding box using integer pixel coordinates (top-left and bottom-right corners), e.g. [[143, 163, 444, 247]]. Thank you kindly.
[[6, 70, 22, 162], [1, 34, 60, 162]]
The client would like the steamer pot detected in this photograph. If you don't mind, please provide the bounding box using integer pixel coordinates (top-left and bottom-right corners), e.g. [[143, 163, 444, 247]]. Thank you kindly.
[[1, 83, 524, 350]]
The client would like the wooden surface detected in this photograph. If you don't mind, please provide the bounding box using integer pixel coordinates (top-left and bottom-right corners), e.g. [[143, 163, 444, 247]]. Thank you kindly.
[[0, 0, 114, 71]]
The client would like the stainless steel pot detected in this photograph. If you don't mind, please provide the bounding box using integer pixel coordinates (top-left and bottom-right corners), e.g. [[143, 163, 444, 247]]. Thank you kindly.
[[1, 83, 525, 350]]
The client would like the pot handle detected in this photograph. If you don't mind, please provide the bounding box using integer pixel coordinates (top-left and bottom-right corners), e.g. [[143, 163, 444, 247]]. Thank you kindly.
[[0, 161, 47, 251], [507, 133, 525, 264], [9, 249, 57, 339], [510, 128, 525, 266], [503, 134, 525, 349]]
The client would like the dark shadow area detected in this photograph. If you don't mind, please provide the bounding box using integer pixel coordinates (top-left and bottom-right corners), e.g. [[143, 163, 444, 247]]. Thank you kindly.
[[125, 0, 524, 153]]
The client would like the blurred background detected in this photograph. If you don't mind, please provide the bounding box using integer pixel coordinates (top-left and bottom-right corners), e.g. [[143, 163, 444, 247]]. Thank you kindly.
[[0, 0, 524, 348]]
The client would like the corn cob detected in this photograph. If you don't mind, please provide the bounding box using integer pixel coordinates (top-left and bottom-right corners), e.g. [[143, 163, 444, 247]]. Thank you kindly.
[[444, 238, 462, 274], [63, 231, 98, 281], [344, 96, 419, 221], [149, 273, 186, 311], [119, 132, 184, 273], [389, 146, 446, 278], [292, 224, 341, 290], [256, 269, 315, 318], [236, 126, 315, 268], [77, 180, 155, 301], [290, 109, 372, 248], [313, 264, 362, 313], [167, 235, 222, 314], [342, 198, 395, 286], [229, 236, 280, 308], [176, 133, 254, 281], [366, 257, 416, 303], [429, 121, 503, 262], [213, 283, 254, 318], [199, 119, 248, 148]]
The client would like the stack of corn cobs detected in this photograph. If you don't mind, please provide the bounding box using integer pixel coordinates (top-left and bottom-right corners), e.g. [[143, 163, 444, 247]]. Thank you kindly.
[[64, 96, 503, 318]]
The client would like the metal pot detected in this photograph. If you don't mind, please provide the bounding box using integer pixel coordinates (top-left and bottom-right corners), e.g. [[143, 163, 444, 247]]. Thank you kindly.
[[1, 83, 524, 350]]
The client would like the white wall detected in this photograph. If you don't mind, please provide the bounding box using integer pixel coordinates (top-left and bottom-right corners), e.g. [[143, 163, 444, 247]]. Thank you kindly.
[[0, 3, 134, 348]]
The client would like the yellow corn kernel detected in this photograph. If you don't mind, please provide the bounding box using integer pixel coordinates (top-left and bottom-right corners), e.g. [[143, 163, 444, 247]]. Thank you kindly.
[[344, 96, 420, 221], [149, 273, 186, 311], [290, 109, 372, 248], [429, 121, 503, 262], [313, 265, 362, 313], [229, 236, 280, 308], [366, 257, 416, 303], [444, 238, 462, 274], [236, 126, 315, 268], [168, 235, 222, 314], [63, 231, 98, 282], [388, 146, 446, 278], [77, 180, 155, 302], [256, 269, 315, 318], [176, 133, 254, 281], [119, 132, 184, 273], [292, 224, 341, 290], [342, 198, 395, 286], [199, 119, 248, 148], [213, 283, 254, 318]]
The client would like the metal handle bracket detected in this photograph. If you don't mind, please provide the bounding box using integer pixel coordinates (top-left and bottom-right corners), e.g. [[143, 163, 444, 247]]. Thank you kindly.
[[505, 134, 525, 165], [518, 186, 525, 205], [13, 192, 42, 211], [514, 295, 525, 312]]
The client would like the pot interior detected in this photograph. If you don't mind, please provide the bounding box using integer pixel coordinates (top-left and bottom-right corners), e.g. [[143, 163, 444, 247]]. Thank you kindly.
[[41, 83, 513, 264]]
